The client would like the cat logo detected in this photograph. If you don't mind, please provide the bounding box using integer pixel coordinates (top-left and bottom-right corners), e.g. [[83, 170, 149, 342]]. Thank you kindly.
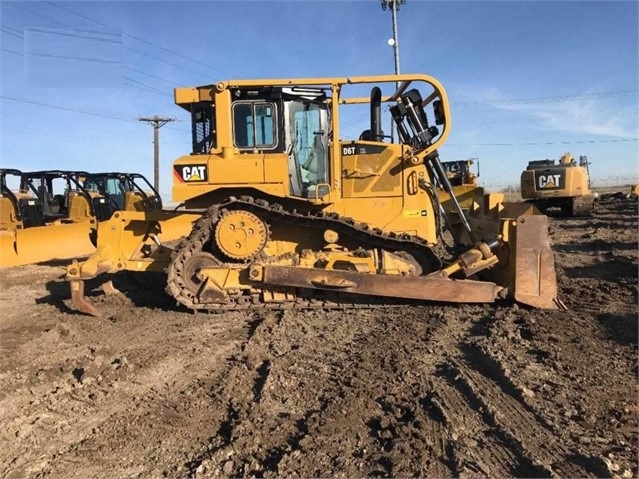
[[537, 173, 563, 189], [174, 165, 208, 182]]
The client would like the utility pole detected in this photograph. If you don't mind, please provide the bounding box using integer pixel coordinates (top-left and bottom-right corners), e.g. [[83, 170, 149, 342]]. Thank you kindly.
[[138, 115, 175, 192]]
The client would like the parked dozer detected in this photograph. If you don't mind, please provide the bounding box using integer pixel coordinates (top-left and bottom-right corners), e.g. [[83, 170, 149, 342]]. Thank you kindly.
[[520, 152, 595, 216], [65, 74, 559, 316], [82, 172, 163, 216], [1, 169, 168, 268], [436, 159, 481, 208], [597, 184, 639, 202], [0, 169, 98, 267]]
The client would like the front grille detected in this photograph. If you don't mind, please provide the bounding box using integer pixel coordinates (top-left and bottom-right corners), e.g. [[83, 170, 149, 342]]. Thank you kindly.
[[19, 198, 45, 227], [92, 197, 112, 222]]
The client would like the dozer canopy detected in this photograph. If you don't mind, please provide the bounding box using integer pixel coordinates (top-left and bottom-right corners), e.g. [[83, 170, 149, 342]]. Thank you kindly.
[[82, 172, 162, 216]]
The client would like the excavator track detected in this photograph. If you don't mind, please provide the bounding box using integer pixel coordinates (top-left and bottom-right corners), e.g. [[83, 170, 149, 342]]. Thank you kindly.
[[166, 195, 443, 311], [571, 195, 595, 216]]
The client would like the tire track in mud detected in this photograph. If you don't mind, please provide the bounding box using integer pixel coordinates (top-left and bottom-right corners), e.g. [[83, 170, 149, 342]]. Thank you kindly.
[[435, 344, 602, 478], [1, 309, 252, 479], [423, 376, 524, 478], [184, 304, 606, 478], [183, 307, 469, 478], [181, 301, 623, 479]]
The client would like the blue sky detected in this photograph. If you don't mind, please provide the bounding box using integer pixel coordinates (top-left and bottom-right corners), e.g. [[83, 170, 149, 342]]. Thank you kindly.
[[1, 0, 637, 198]]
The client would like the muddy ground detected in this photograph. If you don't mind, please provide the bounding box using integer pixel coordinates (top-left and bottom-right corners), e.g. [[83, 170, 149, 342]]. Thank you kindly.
[[0, 199, 637, 479]]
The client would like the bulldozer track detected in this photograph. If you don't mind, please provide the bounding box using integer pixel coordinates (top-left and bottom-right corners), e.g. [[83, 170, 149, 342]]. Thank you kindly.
[[440, 356, 594, 478], [425, 376, 525, 477], [166, 195, 442, 311]]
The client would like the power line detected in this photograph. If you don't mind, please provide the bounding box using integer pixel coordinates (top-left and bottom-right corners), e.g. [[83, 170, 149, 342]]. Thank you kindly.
[[25, 27, 121, 44], [124, 46, 210, 79], [2, 2, 71, 27], [446, 138, 638, 147], [43, 1, 111, 28], [27, 25, 120, 36], [123, 81, 172, 98], [124, 67, 182, 86], [122, 32, 234, 78], [456, 90, 638, 108], [1, 128, 147, 143], [0, 27, 24, 39], [0, 24, 23, 35], [1, 96, 138, 122], [1, 95, 188, 131], [1, 48, 22, 56], [45, 1, 234, 78], [27, 51, 120, 64], [123, 77, 173, 97], [2, 94, 190, 132]]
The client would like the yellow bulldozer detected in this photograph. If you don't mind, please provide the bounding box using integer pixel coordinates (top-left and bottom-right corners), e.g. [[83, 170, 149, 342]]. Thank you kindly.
[[81, 172, 163, 215], [520, 152, 595, 216], [0, 169, 102, 267], [437, 158, 481, 208], [0, 169, 163, 267], [65, 73, 559, 316]]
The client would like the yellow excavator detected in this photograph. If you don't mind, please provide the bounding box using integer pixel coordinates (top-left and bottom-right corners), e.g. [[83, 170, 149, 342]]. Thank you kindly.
[[65, 74, 559, 316], [520, 152, 595, 216]]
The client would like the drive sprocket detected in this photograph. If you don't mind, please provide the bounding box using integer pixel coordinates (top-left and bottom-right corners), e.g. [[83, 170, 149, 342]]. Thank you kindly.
[[213, 209, 268, 261]]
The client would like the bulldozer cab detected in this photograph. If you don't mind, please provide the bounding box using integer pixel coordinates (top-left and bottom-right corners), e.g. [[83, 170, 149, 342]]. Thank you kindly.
[[82, 172, 162, 215], [173, 75, 450, 212], [281, 90, 330, 198], [0, 168, 46, 230], [441, 159, 478, 187], [22, 170, 113, 223]]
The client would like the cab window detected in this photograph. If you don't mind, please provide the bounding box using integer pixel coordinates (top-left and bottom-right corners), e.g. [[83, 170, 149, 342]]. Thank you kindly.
[[232, 102, 276, 149], [191, 103, 215, 154]]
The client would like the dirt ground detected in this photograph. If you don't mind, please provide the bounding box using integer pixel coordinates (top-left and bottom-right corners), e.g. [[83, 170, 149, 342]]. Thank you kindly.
[[0, 199, 637, 479]]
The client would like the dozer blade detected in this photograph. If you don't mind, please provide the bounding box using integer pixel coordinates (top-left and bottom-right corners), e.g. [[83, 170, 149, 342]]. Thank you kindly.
[[0, 223, 95, 268], [0, 231, 20, 268], [511, 214, 558, 309]]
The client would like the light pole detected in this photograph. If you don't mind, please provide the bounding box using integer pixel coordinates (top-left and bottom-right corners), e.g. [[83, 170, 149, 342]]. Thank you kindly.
[[381, 0, 405, 77], [381, 0, 405, 142]]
